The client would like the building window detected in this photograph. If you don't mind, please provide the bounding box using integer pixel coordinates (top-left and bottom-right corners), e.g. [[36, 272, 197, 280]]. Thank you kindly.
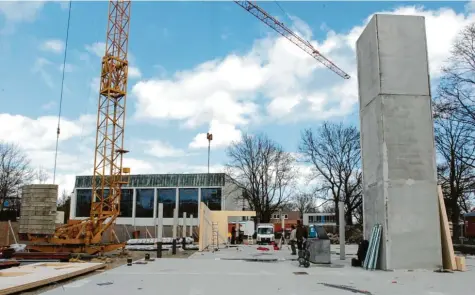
[[135, 189, 154, 218], [76, 189, 92, 217], [157, 188, 176, 218], [179, 188, 198, 217], [272, 214, 288, 219], [201, 188, 222, 211], [120, 189, 133, 217]]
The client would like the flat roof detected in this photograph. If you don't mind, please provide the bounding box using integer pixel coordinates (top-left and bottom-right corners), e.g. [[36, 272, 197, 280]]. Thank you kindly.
[[75, 173, 226, 188]]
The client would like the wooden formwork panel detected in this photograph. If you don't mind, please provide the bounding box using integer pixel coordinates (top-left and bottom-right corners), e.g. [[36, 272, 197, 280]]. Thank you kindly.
[[0, 262, 105, 295]]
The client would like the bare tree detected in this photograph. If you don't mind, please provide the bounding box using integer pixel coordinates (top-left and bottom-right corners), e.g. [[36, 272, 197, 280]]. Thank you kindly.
[[0, 142, 34, 220], [434, 23, 475, 239], [435, 114, 475, 240], [226, 133, 296, 223], [290, 192, 317, 219], [299, 122, 362, 225], [320, 202, 334, 213], [437, 24, 475, 142], [36, 166, 49, 184]]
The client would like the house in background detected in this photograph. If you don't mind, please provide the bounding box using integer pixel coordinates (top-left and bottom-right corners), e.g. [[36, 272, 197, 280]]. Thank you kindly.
[[270, 211, 300, 231], [303, 212, 337, 226]]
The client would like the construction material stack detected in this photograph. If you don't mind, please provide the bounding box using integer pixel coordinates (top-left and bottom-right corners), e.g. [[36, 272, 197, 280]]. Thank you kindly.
[[19, 184, 58, 237]]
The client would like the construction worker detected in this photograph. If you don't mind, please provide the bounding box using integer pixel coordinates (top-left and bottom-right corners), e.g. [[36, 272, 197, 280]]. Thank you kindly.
[[289, 225, 297, 255], [231, 226, 236, 245], [295, 220, 308, 251]]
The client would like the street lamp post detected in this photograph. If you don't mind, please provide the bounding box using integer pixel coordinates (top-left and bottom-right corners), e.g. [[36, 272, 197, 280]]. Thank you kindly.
[[206, 133, 213, 174]]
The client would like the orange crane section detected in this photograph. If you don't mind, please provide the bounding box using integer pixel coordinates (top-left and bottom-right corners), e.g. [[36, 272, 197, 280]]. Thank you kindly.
[[26, 0, 131, 255], [90, 0, 131, 237], [234, 1, 350, 79]]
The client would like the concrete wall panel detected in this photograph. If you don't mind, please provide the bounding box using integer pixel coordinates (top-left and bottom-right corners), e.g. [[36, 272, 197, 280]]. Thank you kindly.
[[357, 15, 380, 109], [382, 95, 437, 181], [387, 180, 441, 269], [357, 14, 441, 270], [360, 96, 384, 186], [376, 15, 431, 96]]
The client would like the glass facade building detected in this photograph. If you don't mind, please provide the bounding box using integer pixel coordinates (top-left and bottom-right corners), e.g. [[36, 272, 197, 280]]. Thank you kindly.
[[70, 173, 239, 226]]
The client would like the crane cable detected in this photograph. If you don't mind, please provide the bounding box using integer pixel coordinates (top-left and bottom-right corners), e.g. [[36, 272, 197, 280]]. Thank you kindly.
[[53, 0, 72, 184]]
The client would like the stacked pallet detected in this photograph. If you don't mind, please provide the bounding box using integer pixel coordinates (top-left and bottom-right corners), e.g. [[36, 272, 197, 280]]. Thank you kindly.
[[125, 237, 198, 251], [19, 185, 58, 235]]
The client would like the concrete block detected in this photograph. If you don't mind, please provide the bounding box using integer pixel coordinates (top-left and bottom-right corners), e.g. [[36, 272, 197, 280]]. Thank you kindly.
[[357, 14, 441, 270], [19, 184, 58, 235], [307, 238, 331, 264], [357, 14, 431, 109]]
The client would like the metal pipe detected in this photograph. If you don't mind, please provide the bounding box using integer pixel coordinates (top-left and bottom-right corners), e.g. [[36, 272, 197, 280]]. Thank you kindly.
[[339, 201, 345, 260]]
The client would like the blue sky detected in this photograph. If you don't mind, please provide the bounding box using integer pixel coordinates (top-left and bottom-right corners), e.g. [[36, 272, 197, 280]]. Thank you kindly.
[[0, 1, 473, 194]]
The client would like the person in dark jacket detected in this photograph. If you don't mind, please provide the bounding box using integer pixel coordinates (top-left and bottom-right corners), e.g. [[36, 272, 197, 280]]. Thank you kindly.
[[295, 220, 308, 251], [231, 226, 236, 245]]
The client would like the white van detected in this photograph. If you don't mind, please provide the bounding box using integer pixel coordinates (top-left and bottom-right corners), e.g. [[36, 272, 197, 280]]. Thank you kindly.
[[256, 223, 275, 245]]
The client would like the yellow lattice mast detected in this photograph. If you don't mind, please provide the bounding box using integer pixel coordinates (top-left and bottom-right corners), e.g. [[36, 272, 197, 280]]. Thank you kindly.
[[90, 0, 131, 236], [26, 0, 131, 254]]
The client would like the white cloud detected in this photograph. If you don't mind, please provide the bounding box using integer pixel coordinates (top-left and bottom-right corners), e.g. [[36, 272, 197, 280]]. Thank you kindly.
[[122, 158, 224, 175], [0, 112, 96, 198], [5, 3, 475, 197], [32, 57, 55, 89], [58, 63, 73, 73], [0, 1, 45, 34], [347, 6, 475, 79], [58, 1, 70, 11], [129, 66, 142, 79], [41, 101, 56, 110], [41, 39, 65, 54], [189, 120, 242, 149], [85, 42, 105, 58], [131, 4, 475, 149], [141, 140, 186, 158], [0, 113, 95, 151]]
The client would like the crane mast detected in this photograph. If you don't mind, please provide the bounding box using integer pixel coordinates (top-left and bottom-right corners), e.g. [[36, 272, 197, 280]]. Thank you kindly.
[[234, 1, 350, 79], [25, 0, 131, 255], [90, 0, 131, 230], [26, 0, 349, 255]]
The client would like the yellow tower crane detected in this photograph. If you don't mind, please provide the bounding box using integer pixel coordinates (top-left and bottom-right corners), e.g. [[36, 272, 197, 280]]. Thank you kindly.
[[26, 0, 348, 255], [27, 0, 131, 254]]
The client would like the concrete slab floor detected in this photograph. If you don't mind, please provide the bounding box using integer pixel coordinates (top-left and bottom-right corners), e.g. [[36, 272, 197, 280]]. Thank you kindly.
[[42, 245, 472, 295]]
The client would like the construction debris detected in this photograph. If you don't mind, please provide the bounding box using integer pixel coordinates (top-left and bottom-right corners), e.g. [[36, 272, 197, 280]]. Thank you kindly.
[[0, 260, 20, 270]]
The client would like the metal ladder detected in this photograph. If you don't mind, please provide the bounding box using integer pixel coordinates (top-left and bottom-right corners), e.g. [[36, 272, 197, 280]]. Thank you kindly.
[[211, 222, 219, 251]]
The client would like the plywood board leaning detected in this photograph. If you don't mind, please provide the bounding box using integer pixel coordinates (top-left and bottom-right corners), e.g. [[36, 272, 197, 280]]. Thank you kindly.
[[0, 262, 105, 295], [437, 185, 456, 270]]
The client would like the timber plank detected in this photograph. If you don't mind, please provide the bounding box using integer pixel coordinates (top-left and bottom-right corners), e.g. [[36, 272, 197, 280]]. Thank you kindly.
[[437, 186, 457, 270], [0, 262, 105, 295]]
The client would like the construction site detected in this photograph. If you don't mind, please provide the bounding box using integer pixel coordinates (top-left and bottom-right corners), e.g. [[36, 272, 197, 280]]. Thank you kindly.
[[0, 1, 473, 294]]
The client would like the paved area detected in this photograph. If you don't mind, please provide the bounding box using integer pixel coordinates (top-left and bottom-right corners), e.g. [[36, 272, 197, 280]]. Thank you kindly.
[[42, 244, 472, 295]]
